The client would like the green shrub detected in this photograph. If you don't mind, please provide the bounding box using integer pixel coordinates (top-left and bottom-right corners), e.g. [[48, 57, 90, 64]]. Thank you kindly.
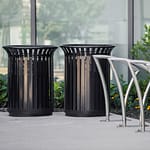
[[110, 76, 150, 114], [130, 24, 150, 118], [54, 80, 64, 108], [0, 74, 8, 107], [131, 24, 150, 60], [110, 76, 129, 112]]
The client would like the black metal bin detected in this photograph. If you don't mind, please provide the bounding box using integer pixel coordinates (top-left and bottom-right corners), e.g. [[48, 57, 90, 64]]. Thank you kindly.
[[3, 45, 57, 116], [60, 44, 115, 117]]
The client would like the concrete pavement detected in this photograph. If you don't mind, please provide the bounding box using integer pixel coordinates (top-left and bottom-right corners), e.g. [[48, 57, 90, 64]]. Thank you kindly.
[[0, 111, 150, 150]]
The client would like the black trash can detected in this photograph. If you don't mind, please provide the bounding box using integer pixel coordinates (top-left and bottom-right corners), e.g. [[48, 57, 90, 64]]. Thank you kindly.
[[60, 44, 115, 117], [3, 45, 57, 116]]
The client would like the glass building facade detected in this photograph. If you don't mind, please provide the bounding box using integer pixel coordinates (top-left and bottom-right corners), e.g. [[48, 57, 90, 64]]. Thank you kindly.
[[0, 0, 149, 80], [0, 0, 31, 73]]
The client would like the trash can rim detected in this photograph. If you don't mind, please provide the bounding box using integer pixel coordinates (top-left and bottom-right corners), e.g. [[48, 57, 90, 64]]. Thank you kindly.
[[60, 44, 115, 48], [3, 45, 58, 49]]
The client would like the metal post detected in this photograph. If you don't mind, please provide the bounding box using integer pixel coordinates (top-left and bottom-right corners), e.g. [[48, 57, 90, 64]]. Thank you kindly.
[[31, 0, 37, 45], [128, 0, 134, 59]]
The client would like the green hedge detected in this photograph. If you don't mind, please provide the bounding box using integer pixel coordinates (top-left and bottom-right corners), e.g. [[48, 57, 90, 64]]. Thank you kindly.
[[0, 74, 8, 107], [110, 76, 150, 116], [54, 80, 64, 108]]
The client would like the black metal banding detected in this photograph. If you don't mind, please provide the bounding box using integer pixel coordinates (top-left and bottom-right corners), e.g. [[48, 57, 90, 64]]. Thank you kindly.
[[60, 44, 115, 117], [3, 45, 58, 116]]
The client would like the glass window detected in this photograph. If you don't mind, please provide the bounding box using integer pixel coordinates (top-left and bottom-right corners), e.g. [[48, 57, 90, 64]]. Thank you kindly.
[[37, 0, 128, 79], [0, 0, 31, 74], [0, 0, 128, 77]]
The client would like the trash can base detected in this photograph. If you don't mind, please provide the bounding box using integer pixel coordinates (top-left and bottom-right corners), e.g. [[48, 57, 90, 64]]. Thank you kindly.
[[65, 111, 105, 117], [8, 110, 52, 117]]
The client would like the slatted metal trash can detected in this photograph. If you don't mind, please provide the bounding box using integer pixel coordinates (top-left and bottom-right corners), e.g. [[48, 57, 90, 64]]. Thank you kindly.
[[3, 45, 57, 116], [60, 44, 115, 117]]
